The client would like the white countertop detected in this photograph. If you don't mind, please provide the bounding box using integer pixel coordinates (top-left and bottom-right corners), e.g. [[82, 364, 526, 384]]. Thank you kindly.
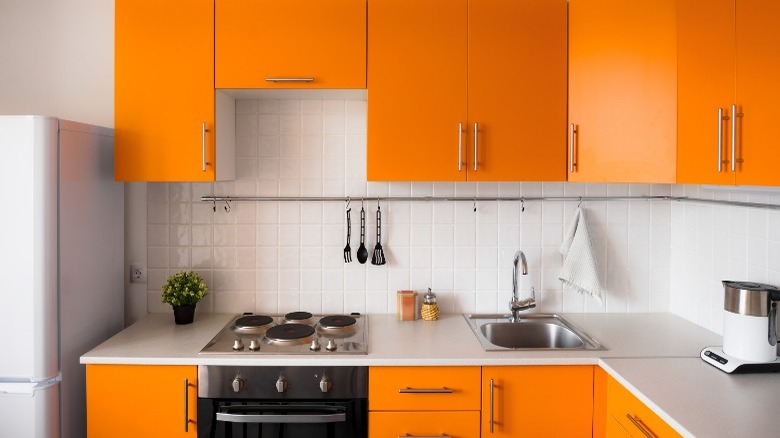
[[81, 312, 779, 437], [80, 312, 721, 366]]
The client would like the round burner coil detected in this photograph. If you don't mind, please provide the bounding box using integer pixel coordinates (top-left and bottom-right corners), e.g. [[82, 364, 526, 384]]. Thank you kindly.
[[232, 315, 275, 336], [283, 311, 314, 325], [264, 323, 315, 346], [317, 315, 357, 337]]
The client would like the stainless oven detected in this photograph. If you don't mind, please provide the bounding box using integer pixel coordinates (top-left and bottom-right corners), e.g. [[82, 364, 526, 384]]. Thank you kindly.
[[197, 365, 368, 438]]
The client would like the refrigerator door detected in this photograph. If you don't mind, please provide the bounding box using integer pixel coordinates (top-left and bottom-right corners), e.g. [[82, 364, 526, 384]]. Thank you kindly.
[[0, 380, 59, 438], [0, 116, 59, 380]]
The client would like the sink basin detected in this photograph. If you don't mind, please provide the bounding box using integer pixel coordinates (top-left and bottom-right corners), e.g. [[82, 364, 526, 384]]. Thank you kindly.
[[463, 314, 601, 351]]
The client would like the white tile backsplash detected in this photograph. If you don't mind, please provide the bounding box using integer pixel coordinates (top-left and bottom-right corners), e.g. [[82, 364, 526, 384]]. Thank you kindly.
[[147, 98, 688, 323]]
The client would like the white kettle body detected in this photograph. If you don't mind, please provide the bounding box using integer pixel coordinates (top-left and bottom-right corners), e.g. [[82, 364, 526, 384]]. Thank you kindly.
[[722, 281, 780, 363]]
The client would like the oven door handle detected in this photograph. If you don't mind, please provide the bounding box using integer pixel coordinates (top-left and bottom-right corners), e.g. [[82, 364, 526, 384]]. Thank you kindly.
[[215, 404, 347, 424]]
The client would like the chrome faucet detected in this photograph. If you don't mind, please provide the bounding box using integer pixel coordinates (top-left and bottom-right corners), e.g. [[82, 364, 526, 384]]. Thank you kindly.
[[510, 250, 536, 322]]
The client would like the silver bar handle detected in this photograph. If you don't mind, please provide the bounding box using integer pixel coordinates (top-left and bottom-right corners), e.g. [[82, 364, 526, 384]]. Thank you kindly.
[[473, 122, 478, 172], [569, 123, 577, 173], [626, 414, 654, 438], [184, 379, 190, 432], [717, 108, 724, 173], [216, 412, 346, 423], [398, 435, 453, 438], [201, 122, 207, 172], [489, 379, 495, 433], [265, 78, 315, 83], [458, 123, 463, 171], [731, 103, 737, 172], [398, 387, 453, 394]]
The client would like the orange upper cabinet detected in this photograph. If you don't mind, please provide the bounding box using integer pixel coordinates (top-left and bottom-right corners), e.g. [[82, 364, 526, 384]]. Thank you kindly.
[[115, 0, 233, 182], [215, 0, 366, 89], [367, 0, 567, 181], [678, 0, 780, 186], [568, 0, 677, 183]]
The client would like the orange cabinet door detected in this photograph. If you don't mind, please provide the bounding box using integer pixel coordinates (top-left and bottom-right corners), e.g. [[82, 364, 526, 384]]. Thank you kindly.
[[367, 0, 468, 181], [735, 0, 780, 186], [215, 0, 366, 89], [369, 366, 481, 411], [568, 0, 677, 183], [482, 366, 594, 437], [607, 414, 633, 438], [86, 364, 197, 437], [115, 0, 217, 181], [607, 376, 681, 438], [467, 0, 567, 181], [677, 0, 736, 185], [369, 411, 480, 438]]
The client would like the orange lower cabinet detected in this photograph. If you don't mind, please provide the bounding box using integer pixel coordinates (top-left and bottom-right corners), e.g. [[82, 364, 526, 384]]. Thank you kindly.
[[482, 366, 594, 438], [86, 364, 197, 438], [369, 411, 480, 438], [607, 376, 681, 438], [607, 414, 633, 438]]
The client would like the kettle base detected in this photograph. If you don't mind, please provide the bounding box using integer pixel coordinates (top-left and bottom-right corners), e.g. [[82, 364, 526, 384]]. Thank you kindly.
[[701, 346, 780, 374]]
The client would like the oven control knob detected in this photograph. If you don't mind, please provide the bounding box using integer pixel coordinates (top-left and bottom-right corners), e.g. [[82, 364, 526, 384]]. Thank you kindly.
[[275, 376, 287, 393], [232, 376, 244, 393], [319, 376, 331, 393], [249, 339, 261, 351], [232, 338, 244, 351], [326, 339, 337, 352], [310, 338, 321, 351]]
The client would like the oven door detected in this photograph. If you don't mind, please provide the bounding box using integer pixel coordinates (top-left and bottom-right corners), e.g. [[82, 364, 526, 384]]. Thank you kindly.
[[197, 398, 367, 438]]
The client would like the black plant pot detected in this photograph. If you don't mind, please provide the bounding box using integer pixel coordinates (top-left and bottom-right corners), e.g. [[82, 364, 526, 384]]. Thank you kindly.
[[172, 304, 197, 325]]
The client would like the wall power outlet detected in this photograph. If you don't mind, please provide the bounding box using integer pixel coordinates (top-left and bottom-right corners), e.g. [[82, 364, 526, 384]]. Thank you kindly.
[[130, 264, 147, 283]]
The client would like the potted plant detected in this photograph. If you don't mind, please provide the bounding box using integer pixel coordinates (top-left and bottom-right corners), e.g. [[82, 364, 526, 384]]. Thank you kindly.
[[161, 270, 208, 325]]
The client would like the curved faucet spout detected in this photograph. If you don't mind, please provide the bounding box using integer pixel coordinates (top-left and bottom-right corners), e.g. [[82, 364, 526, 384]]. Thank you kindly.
[[510, 250, 535, 321]]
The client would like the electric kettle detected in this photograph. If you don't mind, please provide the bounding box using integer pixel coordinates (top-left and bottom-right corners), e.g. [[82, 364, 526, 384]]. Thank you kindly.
[[702, 281, 780, 373]]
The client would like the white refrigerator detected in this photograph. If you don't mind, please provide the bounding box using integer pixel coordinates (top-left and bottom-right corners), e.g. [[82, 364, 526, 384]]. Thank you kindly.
[[0, 116, 124, 438]]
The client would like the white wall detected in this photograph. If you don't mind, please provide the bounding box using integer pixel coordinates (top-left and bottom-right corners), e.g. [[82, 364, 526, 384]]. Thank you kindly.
[[0, 0, 113, 127]]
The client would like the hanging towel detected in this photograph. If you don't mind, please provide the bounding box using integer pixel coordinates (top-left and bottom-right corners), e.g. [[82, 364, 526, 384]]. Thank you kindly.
[[559, 207, 605, 305]]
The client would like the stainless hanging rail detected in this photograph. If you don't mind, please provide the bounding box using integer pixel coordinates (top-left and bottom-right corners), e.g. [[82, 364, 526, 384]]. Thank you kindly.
[[199, 195, 780, 211]]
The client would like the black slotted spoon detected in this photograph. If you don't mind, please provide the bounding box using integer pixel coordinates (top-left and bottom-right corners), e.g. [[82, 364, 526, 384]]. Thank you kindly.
[[371, 204, 386, 265], [356, 204, 368, 264]]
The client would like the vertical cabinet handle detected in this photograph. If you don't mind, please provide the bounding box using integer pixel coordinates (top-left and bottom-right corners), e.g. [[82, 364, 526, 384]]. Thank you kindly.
[[473, 122, 478, 172], [717, 108, 724, 173], [184, 378, 191, 432], [458, 122, 463, 172], [201, 122, 207, 172], [731, 104, 738, 172], [569, 123, 578, 173], [625, 414, 654, 438], [489, 378, 495, 433]]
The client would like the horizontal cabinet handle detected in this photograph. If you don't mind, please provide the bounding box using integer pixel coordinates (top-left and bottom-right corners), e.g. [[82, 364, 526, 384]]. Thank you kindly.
[[397, 387, 453, 394], [265, 78, 314, 83], [398, 435, 452, 438]]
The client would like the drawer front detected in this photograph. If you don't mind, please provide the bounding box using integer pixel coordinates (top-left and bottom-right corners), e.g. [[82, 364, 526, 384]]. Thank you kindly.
[[607, 377, 681, 438], [369, 366, 481, 411], [607, 414, 633, 438], [369, 411, 480, 438]]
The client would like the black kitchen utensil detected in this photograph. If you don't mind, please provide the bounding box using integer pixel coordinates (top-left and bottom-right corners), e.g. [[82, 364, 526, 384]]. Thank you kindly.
[[343, 206, 352, 263], [371, 205, 386, 265], [356, 205, 368, 264]]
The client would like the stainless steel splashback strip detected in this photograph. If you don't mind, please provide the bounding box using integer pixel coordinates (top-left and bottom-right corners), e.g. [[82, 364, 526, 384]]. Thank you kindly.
[[200, 195, 780, 212]]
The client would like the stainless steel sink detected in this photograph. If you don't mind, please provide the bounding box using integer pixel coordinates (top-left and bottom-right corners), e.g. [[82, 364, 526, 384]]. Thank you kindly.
[[463, 313, 601, 351]]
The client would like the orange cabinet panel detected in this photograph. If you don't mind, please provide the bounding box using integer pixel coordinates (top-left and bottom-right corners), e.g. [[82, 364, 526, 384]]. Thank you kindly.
[[86, 364, 197, 437], [607, 414, 633, 438], [215, 0, 366, 89], [115, 0, 224, 182], [367, 0, 468, 181], [482, 366, 594, 437], [467, 0, 567, 181], [676, 0, 736, 185], [734, 0, 780, 186], [369, 411, 480, 438], [607, 376, 681, 438], [368, 0, 566, 182], [369, 366, 481, 411], [568, 0, 677, 183]]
